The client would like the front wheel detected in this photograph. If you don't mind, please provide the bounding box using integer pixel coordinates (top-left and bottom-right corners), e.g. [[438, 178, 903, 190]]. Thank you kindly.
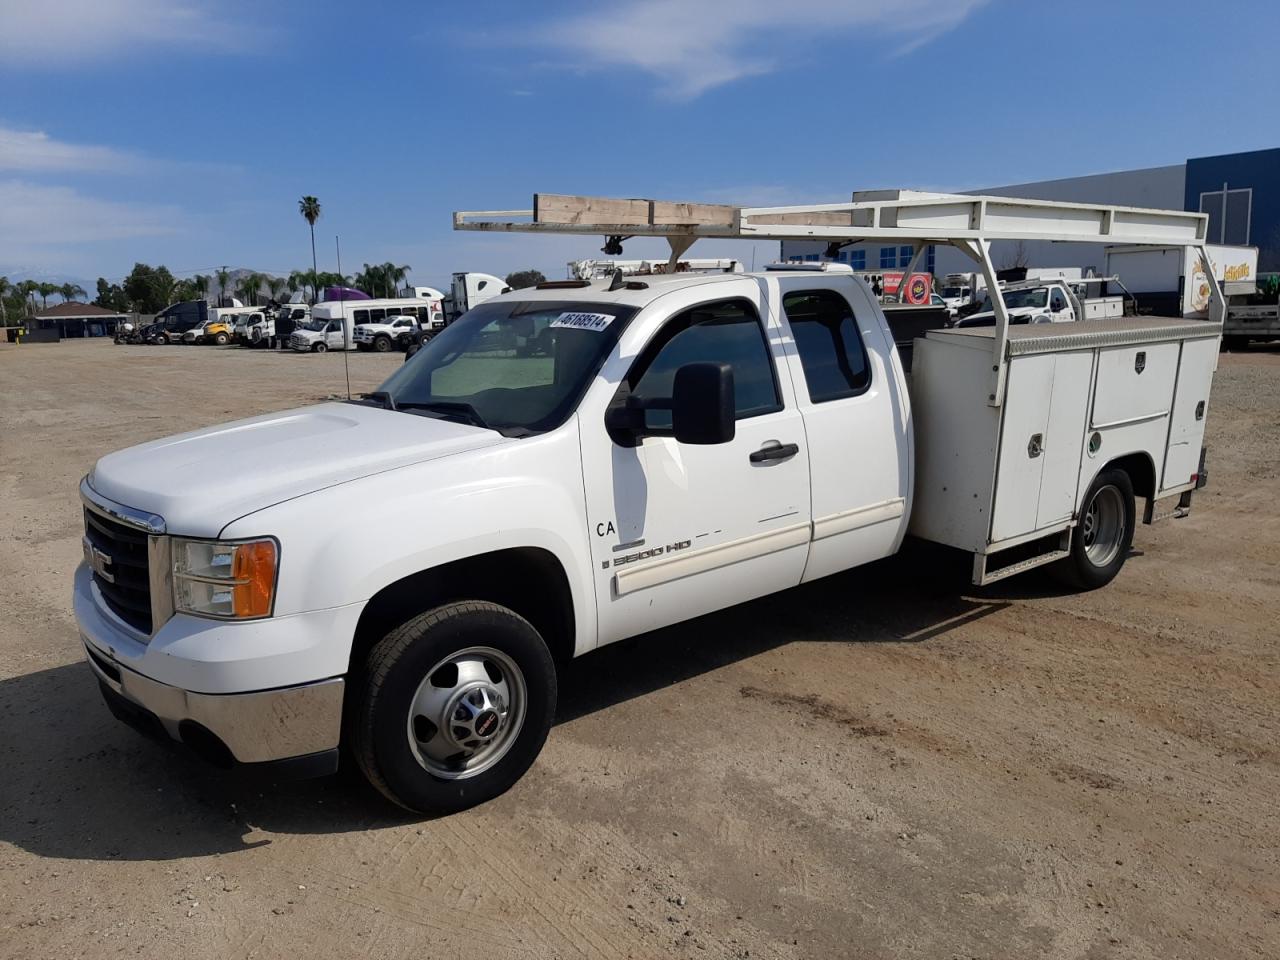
[[313, 341, 328, 353], [373, 335, 392, 352], [1055, 468, 1135, 590], [350, 601, 556, 814], [214, 332, 229, 345]]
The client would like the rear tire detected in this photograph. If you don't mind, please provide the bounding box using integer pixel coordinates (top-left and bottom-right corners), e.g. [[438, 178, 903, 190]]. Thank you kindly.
[[350, 601, 556, 814], [1055, 467, 1135, 590]]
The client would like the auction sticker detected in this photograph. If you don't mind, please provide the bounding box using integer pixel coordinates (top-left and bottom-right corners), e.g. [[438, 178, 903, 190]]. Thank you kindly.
[[550, 312, 615, 332]]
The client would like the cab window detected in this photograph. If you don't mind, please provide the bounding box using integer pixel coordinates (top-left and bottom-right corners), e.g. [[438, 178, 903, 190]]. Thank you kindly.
[[1050, 288, 1068, 313], [782, 289, 872, 402], [625, 298, 781, 432]]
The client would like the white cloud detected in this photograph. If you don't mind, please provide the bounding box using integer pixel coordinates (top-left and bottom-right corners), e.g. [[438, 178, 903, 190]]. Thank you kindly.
[[0, 0, 245, 64], [534, 0, 988, 98], [0, 126, 143, 174], [0, 181, 180, 254]]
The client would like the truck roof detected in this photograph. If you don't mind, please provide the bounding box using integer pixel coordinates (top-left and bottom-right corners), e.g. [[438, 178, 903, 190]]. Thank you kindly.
[[504, 272, 753, 309]]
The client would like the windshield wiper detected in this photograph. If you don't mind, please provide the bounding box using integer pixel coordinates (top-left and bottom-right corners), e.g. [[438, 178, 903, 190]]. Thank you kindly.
[[358, 391, 397, 411], [397, 400, 489, 429]]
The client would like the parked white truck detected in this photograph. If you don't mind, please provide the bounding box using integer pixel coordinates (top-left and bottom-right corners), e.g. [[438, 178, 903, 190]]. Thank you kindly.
[[75, 190, 1224, 813], [954, 276, 1132, 328]]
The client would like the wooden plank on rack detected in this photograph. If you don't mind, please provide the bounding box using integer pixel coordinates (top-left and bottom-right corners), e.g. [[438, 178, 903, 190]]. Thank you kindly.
[[648, 200, 737, 226], [533, 194, 651, 226]]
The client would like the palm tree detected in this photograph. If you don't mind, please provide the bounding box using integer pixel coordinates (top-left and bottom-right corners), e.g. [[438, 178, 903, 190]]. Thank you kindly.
[[37, 282, 59, 311], [236, 272, 263, 306], [266, 276, 287, 302], [59, 282, 87, 303], [0, 276, 10, 325], [18, 280, 38, 315], [192, 274, 210, 299], [385, 262, 410, 298], [298, 196, 321, 303], [215, 267, 231, 304]]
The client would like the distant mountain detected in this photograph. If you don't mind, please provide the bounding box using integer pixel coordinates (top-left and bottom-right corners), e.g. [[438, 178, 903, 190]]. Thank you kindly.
[[0, 265, 95, 291]]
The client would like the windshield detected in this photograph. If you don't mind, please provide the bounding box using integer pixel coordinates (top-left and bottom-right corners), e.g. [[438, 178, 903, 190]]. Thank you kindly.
[[987, 287, 1049, 311], [303, 318, 328, 331], [374, 299, 638, 436]]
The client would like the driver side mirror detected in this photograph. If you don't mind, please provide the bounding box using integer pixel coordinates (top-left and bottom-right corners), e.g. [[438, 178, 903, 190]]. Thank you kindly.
[[605, 361, 736, 446], [671, 361, 735, 445]]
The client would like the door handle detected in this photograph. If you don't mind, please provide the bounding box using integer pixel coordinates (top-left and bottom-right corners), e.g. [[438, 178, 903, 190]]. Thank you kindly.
[[750, 442, 800, 463]]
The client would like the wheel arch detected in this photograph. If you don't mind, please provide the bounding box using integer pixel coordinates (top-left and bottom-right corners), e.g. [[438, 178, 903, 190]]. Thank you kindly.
[[348, 546, 577, 678], [1097, 450, 1156, 501]]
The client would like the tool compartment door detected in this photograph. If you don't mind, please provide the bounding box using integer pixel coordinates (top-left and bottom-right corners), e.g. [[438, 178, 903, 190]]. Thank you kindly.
[[1092, 342, 1179, 432], [990, 355, 1055, 542], [1161, 337, 1218, 492], [1034, 351, 1093, 528]]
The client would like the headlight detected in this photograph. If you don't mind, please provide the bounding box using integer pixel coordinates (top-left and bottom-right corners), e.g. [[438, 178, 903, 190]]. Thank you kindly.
[[172, 537, 279, 619]]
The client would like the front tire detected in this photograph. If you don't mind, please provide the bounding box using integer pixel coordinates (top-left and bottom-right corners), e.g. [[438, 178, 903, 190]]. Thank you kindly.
[[373, 335, 392, 352], [313, 341, 328, 353], [1056, 468, 1135, 590], [351, 601, 556, 814]]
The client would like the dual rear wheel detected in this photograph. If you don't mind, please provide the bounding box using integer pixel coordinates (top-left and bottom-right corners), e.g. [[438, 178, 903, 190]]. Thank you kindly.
[[1055, 467, 1136, 589]]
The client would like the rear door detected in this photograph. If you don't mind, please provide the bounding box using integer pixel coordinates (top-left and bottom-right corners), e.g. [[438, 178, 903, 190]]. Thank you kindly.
[[772, 278, 911, 582], [581, 282, 812, 645]]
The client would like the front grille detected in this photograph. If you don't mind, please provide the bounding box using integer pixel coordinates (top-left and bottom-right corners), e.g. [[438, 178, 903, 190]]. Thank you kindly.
[[84, 508, 153, 634]]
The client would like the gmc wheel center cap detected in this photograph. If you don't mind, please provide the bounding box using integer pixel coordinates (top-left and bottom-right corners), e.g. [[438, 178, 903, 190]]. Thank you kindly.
[[474, 709, 500, 739]]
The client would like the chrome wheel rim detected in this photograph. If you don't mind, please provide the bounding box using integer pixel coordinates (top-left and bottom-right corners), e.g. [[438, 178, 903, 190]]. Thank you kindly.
[[406, 646, 526, 780], [1082, 484, 1125, 567]]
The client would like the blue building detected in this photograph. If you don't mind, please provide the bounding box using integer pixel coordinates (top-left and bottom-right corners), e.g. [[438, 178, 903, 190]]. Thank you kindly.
[[1185, 148, 1280, 271]]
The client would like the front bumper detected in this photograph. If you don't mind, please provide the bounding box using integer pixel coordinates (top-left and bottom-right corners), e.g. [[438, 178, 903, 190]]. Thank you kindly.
[[84, 639, 343, 771]]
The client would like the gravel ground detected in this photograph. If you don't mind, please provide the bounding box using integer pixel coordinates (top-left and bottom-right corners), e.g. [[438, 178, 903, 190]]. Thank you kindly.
[[1, 338, 1277, 960]]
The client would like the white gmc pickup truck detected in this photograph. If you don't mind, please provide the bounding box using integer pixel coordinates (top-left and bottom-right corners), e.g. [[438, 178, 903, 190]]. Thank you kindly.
[[75, 191, 1222, 813]]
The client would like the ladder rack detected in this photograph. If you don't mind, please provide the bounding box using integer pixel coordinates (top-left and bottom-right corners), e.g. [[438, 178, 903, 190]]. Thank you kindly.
[[454, 189, 1224, 406]]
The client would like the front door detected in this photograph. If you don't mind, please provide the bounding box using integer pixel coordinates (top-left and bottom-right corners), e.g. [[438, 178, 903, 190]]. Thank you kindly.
[[581, 288, 811, 646]]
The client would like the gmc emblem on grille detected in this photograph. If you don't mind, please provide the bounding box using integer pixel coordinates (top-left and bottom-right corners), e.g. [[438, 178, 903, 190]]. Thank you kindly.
[[82, 537, 115, 583]]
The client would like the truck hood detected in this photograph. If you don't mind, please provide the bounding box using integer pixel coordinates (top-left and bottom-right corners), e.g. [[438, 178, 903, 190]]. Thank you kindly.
[[89, 402, 510, 537]]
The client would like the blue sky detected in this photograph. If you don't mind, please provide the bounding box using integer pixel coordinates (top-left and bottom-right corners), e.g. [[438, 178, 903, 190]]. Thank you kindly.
[[1, 0, 1277, 290]]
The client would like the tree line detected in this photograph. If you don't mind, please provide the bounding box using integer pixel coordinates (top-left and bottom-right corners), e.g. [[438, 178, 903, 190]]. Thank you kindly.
[[0, 278, 87, 324]]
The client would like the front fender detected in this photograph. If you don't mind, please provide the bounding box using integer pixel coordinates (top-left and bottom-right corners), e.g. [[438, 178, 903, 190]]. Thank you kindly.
[[220, 420, 597, 656]]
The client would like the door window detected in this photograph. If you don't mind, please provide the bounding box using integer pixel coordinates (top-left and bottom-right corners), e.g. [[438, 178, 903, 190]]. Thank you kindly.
[[624, 299, 781, 432], [782, 289, 872, 402], [1049, 288, 1068, 313]]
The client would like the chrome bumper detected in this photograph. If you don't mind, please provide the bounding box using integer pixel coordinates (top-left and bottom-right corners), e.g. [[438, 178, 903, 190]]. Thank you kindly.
[[84, 640, 344, 764]]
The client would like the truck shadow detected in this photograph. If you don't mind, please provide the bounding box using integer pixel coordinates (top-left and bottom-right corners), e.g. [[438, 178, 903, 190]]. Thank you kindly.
[[0, 543, 1009, 862]]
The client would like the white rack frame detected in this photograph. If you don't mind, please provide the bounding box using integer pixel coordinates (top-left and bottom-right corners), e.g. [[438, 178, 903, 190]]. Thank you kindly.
[[455, 190, 1225, 406]]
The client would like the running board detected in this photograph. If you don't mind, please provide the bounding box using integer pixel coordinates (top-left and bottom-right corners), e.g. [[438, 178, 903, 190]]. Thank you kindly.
[[972, 537, 1072, 586]]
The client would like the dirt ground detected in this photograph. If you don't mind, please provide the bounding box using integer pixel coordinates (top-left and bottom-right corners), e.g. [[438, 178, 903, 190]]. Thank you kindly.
[[1, 338, 1277, 960]]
